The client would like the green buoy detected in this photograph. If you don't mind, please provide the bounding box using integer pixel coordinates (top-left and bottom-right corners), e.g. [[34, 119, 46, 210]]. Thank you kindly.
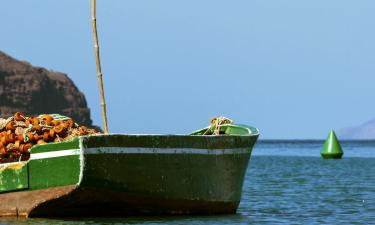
[[321, 130, 343, 159]]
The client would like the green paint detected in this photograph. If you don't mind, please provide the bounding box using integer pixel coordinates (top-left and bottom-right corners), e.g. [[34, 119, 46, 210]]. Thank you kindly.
[[0, 162, 28, 193], [321, 130, 343, 159], [82, 134, 257, 150], [29, 138, 79, 154], [25, 137, 81, 189], [190, 124, 259, 136], [78, 132, 258, 203], [29, 155, 81, 190], [0, 129, 259, 209], [81, 152, 251, 202]]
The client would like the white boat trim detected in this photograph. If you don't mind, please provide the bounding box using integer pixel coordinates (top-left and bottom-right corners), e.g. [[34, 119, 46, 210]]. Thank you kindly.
[[30, 147, 250, 160], [30, 149, 81, 160]]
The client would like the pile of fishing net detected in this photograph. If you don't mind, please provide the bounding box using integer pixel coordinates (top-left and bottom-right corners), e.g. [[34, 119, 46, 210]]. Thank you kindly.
[[0, 112, 100, 163]]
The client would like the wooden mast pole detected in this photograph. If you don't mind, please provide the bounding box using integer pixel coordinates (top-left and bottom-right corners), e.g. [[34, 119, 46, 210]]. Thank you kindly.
[[91, 0, 109, 134]]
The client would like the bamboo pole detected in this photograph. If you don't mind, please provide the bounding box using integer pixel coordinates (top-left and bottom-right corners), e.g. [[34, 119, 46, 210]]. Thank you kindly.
[[91, 0, 109, 134]]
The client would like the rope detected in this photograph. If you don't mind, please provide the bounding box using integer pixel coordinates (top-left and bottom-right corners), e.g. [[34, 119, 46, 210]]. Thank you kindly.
[[203, 116, 233, 135], [22, 124, 33, 143]]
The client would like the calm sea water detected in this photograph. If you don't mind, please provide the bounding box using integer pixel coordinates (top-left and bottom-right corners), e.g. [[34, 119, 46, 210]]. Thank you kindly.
[[1, 140, 375, 225]]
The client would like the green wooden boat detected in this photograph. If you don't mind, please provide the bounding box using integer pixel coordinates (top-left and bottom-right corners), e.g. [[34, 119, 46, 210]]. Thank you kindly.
[[0, 124, 259, 217]]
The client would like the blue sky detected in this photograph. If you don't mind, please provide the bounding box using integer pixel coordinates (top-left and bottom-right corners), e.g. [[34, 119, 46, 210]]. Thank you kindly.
[[1, 1, 374, 139]]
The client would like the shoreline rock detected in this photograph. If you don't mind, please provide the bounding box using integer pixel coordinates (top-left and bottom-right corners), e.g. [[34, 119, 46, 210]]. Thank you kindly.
[[0, 51, 94, 127]]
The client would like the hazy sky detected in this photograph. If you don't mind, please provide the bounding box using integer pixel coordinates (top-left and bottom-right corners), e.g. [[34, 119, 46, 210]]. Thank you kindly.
[[1, 1, 374, 139]]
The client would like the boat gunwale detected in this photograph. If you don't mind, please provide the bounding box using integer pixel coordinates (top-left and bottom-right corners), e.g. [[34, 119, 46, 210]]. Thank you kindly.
[[189, 124, 260, 136]]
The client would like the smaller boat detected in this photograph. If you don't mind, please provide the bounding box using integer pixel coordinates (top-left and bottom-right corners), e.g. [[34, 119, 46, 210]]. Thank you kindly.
[[0, 123, 259, 217]]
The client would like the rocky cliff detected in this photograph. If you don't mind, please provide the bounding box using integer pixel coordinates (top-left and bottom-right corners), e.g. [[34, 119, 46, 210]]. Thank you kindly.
[[0, 51, 93, 126]]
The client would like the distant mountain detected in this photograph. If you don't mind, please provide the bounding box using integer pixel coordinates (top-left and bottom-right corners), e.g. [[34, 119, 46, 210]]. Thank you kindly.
[[338, 119, 375, 140]]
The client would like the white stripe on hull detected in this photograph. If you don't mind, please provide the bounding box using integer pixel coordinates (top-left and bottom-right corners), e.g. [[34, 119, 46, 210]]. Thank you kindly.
[[30, 149, 81, 160], [30, 147, 250, 160]]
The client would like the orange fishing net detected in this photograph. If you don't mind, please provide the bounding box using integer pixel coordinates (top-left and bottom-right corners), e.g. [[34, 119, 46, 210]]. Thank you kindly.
[[0, 112, 100, 163]]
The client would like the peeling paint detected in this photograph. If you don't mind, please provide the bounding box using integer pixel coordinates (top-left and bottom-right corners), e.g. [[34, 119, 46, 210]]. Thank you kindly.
[[0, 161, 28, 192], [0, 162, 26, 172]]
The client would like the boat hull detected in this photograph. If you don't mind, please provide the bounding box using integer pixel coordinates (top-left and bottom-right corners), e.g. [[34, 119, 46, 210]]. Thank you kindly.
[[0, 133, 258, 217], [0, 184, 239, 217]]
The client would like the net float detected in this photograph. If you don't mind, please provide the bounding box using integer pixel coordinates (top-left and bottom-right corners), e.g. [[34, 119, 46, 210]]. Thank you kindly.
[[51, 120, 62, 126], [64, 119, 74, 128], [79, 126, 87, 135], [37, 139, 46, 145], [7, 133, 16, 143], [43, 132, 50, 142], [26, 133, 35, 143], [14, 112, 24, 121], [1, 136, 7, 146], [40, 114, 53, 125], [25, 118, 33, 127], [49, 129, 55, 139], [0, 147, 6, 155], [34, 133, 40, 141], [5, 121, 16, 131], [54, 124, 67, 135], [23, 143, 33, 153], [19, 144, 25, 153], [33, 117, 39, 126], [17, 133, 24, 143], [14, 140, 20, 149], [32, 124, 42, 133]]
